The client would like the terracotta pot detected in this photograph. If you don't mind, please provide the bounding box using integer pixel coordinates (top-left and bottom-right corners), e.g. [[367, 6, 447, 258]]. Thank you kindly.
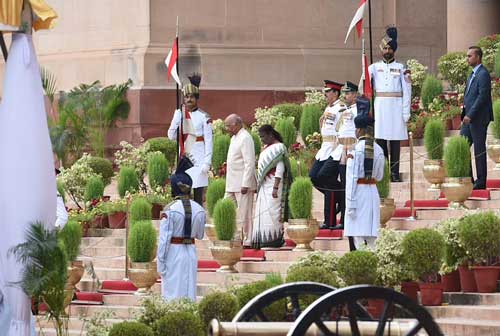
[[108, 211, 127, 229], [365, 299, 386, 319], [458, 265, 477, 292], [401, 281, 419, 302], [400, 140, 410, 147], [379, 198, 395, 228], [451, 115, 462, 130], [209, 240, 243, 273], [91, 215, 108, 229], [441, 177, 473, 209], [81, 221, 90, 237], [152, 203, 163, 219], [419, 282, 443, 306], [441, 269, 461, 292], [286, 218, 319, 252], [444, 118, 452, 130], [472, 266, 500, 293], [422, 159, 445, 190], [487, 138, 500, 170]]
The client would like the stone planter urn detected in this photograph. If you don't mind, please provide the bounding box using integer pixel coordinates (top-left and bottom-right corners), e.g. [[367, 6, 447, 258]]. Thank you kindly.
[[66, 260, 85, 291], [205, 218, 217, 241], [422, 159, 445, 190], [286, 219, 319, 252], [379, 198, 396, 228], [441, 177, 473, 209], [129, 261, 158, 295], [487, 138, 500, 170], [209, 240, 243, 273]]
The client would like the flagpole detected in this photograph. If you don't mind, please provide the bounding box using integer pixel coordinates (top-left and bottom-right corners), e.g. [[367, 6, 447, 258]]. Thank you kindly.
[[176, 15, 182, 166], [368, 0, 373, 64]]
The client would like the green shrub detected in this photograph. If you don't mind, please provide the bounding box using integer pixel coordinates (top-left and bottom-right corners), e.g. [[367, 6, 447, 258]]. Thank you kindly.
[[231, 275, 286, 321], [198, 291, 239, 327], [145, 137, 177, 168], [401, 228, 445, 281], [137, 296, 198, 328], [147, 152, 169, 189], [424, 119, 445, 160], [275, 103, 302, 129], [56, 179, 65, 203], [152, 311, 204, 336], [458, 211, 500, 265], [109, 321, 153, 336], [285, 265, 340, 287], [212, 134, 231, 173], [117, 166, 139, 198], [444, 136, 471, 177], [421, 75, 443, 109], [374, 228, 409, 286], [435, 218, 467, 274], [58, 220, 82, 262], [86, 156, 114, 186], [213, 198, 236, 240], [290, 158, 306, 179], [437, 52, 469, 89], [127, 220, 157, 262], [250, 131, 262, 157], [275, 117, 297, 149], [206, 178, 226, 218], [300, 104, 322, 143], [406, 59, 428, 99], [477, 34, 500, 73], [492, 100, 500, 140], [337, 251, 378, 286], [495, 46, 500, 78], [287, 251, 340, 275], [288, 177, 313, 219], [129, 197, 152, 225], [376, 160, 391, 199], [84, 176, 105, 202]]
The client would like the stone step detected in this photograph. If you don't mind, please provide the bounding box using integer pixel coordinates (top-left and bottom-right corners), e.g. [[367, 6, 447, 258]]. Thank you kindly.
[[81, 237, 126, 248], [444, 292, 500, 305], [386, 218, 438, 230], [437, 318, 500, 336], [37, 317, 124, 333], [428, 305, 500, 322], [67, 304, 140, 319]]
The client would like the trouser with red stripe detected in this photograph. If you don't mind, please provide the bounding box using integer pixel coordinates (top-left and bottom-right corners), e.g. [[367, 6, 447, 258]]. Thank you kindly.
[[309, 158, 341, 227]]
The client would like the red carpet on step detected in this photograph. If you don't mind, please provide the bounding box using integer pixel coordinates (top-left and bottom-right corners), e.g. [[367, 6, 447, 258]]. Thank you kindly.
[[487, 179, 500, 190], [392, 208, 417, 218], [73, 292, 104, 305], [317, 229, 343, 239], [241, 249, 266, 261], [404, 200, 449, 208], [100, 280, 137, 293], [198, 260, 220, 271]]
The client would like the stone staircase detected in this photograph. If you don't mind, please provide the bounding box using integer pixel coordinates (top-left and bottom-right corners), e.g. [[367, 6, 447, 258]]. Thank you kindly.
[[36, 130, 500, 335]]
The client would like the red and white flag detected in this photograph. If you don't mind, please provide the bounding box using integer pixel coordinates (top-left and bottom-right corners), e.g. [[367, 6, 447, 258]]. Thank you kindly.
[[362, 52, 373, 98], [344, 0, 367, 43], [165, 37, 182, 86]]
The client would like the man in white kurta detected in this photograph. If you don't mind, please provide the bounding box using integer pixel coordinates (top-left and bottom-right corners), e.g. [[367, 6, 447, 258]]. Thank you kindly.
[[168, 81, 213, 205], [224, 114, 257, 246], [345, 115, 385, 250], [157, 173, 205, 301], [368, 26, 411, 182], [309, 80, 345, 229]]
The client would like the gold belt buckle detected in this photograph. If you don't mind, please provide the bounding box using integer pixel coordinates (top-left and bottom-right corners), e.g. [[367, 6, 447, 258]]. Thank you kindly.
[[339, 137, 356, 146]]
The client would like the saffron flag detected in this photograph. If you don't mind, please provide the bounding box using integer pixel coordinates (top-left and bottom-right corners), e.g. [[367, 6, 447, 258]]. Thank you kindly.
[[344, 0, 367, 43], [165, 37, 182, 86], [363, 53, 373, 98]]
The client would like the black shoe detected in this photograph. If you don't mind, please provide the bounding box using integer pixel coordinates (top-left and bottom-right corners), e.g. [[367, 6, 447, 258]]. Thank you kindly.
[[332, 225, 344, 230], [320, 224, 334, 230], [473, 183, 486, 190], [391, 173, 402, 182]]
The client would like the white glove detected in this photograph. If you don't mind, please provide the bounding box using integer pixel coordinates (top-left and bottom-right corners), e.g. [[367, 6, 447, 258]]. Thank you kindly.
[[403, 113, 410, 123], [347, 208, 356, 218], [201, 164, 210, 174]]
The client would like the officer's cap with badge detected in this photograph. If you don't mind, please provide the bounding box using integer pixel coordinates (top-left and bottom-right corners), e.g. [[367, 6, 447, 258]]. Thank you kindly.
[[380, 26, 398, 52], [182, 73, 202, 99], [323, 80, 343, 93], [354, 114, 374, 129], [341, 81, 359, 93]]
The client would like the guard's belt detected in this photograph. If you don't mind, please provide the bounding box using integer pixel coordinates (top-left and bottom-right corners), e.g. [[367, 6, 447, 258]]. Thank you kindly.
[[375, 91, 403, 98], [357, 178, 377, 185], [170, 237, 195, 244], [322, 135, 338, 143]]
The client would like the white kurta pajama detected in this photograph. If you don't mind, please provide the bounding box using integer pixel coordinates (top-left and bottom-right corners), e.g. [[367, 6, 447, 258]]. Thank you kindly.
[[368, 60, 412, 140], [225, 128, 257, 245], [168, 108, 213, 188], [157, 200, 205, 301], [344, 140, 385, 249]]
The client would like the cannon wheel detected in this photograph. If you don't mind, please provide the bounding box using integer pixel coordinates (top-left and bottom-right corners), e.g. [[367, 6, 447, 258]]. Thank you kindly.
[[287, 285, 443, 336], [233, 282, 344, 322]]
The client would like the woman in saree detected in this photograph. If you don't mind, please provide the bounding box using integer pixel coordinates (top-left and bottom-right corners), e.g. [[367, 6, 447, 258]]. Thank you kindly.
[[251, 125, 292, 249]]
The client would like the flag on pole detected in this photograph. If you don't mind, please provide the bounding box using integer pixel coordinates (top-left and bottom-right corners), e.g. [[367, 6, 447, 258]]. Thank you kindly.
[[362, 53, 372, 98], [344, 0, 367, 43], [165, 37, 182, 86]]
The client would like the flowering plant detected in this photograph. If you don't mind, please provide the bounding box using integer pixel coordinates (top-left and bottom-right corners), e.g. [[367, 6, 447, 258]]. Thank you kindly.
[[437, 52, 470, 89], [82, 309, 116, 336], [477, 34, 500, 73], [288, 250, 344, 286], [212, 119, 226, 135], [374, 228, 412, 286], [114, 140, 149, 191], [305, 132, 322, 150], [251, 106, 281, 132], [406, 59, 428, 99], [434, 218, 466, 274], [302, 88, 327, 110], [135, 295, 198, 327], [59, 153, 99, 208]]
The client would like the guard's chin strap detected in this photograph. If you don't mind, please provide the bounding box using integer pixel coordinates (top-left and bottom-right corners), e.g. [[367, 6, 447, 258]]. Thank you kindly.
[[181, 199, 192, 239]]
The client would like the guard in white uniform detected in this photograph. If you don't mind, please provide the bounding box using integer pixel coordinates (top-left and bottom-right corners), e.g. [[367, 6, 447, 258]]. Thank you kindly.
[[309, 80, 345, 229], [157, 172, 205, 301], [168, 75, 213, 204], [368, 26, 411, 182], [345, 115, 385, 250]]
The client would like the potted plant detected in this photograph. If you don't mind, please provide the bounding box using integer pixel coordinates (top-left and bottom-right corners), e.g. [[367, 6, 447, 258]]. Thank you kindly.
[[401, 228, 445, 306], [59, 220, 84, 291], [377, 160, 395, 227], [205, 178, 226, 241], [434, 218, 466, 292], [118, 166, 140, 198], [487, 100, 500, 169], [145, 191, 171, 219], [286, 177, 318, 251], [69, 209, 94, 237], [442, 136, 473, 209], [129, 197, 153, 226], [127, 220, 158, 295], [90, 200, 109, 229], [209, 198, 243, 273], [422, 119, 446, 190], [106, 198, 128, 229], [458, 211, 500, 293], [109, 321, 153, 336]]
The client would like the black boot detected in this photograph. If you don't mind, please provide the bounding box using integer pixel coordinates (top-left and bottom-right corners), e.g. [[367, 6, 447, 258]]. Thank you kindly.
[[390, 140, 402, 182]]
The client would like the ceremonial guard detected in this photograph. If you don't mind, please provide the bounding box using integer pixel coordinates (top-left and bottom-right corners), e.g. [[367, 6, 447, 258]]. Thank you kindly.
[[157, 170, 206, 301], [168, 75, 213, 205], [368, 27, 411, 182], [345, 115, 385, 250], [309, 80, 345, 229]]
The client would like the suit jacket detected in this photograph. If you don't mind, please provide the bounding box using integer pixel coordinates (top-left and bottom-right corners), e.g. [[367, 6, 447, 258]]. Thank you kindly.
[[462, 64, 493, 125], [225, 128, 257, 192]]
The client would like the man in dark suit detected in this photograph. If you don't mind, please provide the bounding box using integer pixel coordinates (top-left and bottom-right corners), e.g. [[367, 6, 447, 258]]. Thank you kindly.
[[461, 46, 493, 190]]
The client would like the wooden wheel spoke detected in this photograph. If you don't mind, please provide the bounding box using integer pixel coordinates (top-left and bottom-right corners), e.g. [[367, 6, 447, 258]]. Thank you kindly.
[[405, 322, 423, 336], [347, 302, 361, 336], [289, 294, 302, 319], [375, 301, 390, 336], [315, 319, 337, 336], [256, 309, 269, 322]]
